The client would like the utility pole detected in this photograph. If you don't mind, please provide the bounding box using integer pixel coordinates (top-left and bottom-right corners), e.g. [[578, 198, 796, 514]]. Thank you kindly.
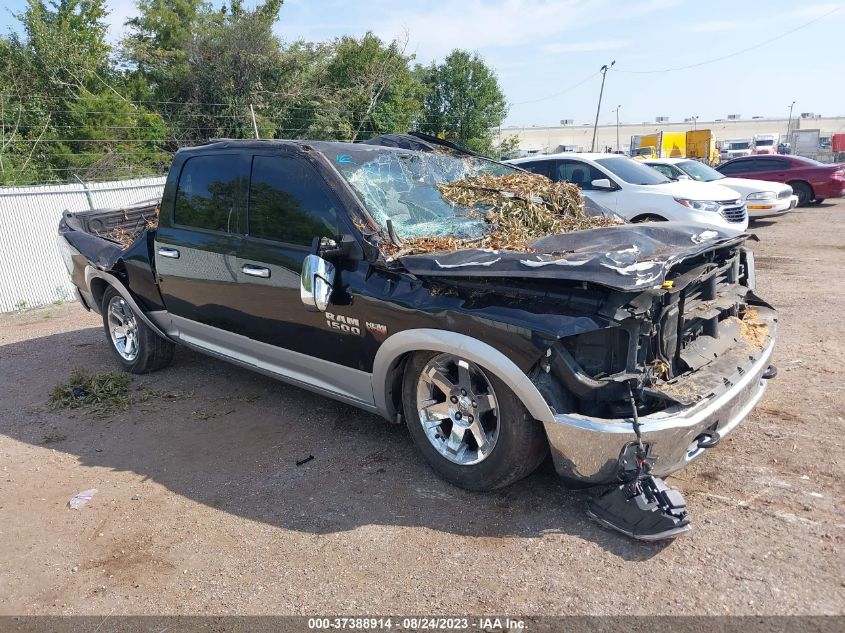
[[785, 101, 796, 148], [591, 60, 615, 152], [250, 104, 260, 140], [612, 105, 621, 152]]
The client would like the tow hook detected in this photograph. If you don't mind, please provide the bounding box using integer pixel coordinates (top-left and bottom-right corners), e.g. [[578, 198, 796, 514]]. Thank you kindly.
[[762, 365, 778, 380], [695, 432, 721, 449]]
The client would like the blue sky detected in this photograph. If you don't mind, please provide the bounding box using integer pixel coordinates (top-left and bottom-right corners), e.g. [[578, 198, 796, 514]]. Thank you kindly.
[[2, 0, 843, 126]]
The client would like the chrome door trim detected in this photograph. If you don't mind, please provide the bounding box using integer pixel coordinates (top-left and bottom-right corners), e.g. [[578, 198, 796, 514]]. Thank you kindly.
[[160, 313, 377, 411], [158, 247, 180, 259]]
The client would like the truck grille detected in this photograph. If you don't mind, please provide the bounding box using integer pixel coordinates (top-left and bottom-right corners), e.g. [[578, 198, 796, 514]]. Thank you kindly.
[[657, 245, 746, 376], [720, 204, 747, 223]]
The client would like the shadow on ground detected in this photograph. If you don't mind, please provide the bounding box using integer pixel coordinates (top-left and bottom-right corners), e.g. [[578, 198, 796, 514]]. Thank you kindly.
[[0, 326, 669, 561]]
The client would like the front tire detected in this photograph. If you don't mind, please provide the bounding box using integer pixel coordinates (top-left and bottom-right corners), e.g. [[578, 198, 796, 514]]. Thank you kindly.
[[402, 351, 548, 491], [101, 286, 174, 374]]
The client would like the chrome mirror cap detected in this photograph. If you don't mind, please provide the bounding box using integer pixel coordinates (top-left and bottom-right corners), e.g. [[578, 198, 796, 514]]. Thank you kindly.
[[301, 254, 335, 312]]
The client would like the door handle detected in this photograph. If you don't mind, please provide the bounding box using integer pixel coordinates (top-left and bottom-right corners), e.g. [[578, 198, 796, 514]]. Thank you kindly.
[[158, 247, 180, 259], [241, 264, 270, 278]]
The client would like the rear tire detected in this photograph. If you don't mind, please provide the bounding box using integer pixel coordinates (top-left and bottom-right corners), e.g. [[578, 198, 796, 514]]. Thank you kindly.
[[402, 351, 548, 491], [811, 198, 825, 205], [101, 286, 174, 374], [789, 181, 813, 206]]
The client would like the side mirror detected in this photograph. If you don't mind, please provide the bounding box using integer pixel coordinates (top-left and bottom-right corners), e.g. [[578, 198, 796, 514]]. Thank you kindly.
[[301, 254, 335, 312], [591, 178, 615, 191], [676, 173, 691, 180]]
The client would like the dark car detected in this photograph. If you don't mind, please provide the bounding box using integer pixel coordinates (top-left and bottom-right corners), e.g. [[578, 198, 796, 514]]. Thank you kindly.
[[57, 138, 777, 538], [717, 155, 845, 206]]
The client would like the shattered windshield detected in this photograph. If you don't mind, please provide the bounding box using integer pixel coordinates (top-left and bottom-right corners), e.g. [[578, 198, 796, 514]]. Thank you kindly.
[[327, 146, 516, 240]]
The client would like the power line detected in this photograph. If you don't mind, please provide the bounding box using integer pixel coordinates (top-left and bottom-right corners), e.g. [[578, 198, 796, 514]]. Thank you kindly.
[[612, 5, 843, 74], [509, 70, 600, 106]]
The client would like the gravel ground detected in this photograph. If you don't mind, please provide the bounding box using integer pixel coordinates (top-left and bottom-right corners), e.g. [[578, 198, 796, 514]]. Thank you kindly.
[[0, 201, 843, 616]]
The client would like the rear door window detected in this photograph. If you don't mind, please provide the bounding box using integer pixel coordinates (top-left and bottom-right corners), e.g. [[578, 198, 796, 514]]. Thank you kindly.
[[755, 158, 791, 171], [518, 160, 553, 179], [247, 155, 339, 246], [174, 155, 241, 232]]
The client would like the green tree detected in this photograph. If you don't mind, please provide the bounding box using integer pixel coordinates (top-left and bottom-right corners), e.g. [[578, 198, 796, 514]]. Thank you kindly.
[[292, 32, 422, 141], [125, 0, 297, 143], [416, 50, 508, 156], [497, 134, 521, 160], [0, 0, 166, 184]]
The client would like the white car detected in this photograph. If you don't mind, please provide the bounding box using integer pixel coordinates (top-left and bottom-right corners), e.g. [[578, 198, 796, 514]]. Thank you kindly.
[[506, 153, 748, 231], [644, 158, 798, 219]]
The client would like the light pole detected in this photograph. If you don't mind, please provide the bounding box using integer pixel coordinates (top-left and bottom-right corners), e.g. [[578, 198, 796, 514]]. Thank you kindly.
[[591, 60, 615, 152], [786, 101, 796, 148], [612, 105, 621, 152], [691, 115, 699, 130]]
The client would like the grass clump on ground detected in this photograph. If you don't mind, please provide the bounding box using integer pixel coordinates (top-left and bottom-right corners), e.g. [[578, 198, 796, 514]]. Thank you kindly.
[[49, 368, 131, 417]]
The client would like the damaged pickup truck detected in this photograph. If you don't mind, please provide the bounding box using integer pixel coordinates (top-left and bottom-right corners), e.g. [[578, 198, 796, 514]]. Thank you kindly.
[[58, 135, 777, 540]]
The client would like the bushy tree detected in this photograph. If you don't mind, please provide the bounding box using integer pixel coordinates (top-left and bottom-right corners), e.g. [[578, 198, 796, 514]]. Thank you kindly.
[[416, 50, 508, 156], [292, 32, 422, 141], [0, 0, 166, 183]]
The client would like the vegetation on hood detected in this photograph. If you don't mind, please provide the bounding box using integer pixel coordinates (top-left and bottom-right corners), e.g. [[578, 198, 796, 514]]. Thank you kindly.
[[387, 172, 620, 256]]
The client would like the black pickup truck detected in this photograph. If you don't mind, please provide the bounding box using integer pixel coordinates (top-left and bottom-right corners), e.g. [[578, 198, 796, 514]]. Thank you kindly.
[[58, 136, 777, 538]]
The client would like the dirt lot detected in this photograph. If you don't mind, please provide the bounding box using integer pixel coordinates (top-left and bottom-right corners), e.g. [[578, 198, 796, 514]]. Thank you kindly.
[[1, 201, 843, 616]]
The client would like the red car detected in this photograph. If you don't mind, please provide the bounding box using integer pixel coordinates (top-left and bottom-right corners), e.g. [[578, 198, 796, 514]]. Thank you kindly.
[[717, 155, 845, 206]]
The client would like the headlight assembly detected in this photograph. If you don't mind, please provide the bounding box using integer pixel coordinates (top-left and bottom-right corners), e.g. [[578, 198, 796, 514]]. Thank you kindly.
[[674, 198, 721, 213], [559, 328, 630, 379], [746, 191, 776, 200]]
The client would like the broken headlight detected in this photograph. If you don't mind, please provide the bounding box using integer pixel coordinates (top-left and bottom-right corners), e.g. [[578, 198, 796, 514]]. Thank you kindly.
[[560, 328, 630, 379]]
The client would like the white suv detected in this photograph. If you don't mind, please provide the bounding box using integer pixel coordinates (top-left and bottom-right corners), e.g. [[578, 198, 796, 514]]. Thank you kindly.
[[507, 153, 748, 231]]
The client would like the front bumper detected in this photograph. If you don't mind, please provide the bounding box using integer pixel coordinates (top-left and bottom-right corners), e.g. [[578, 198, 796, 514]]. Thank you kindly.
[[544, 316, 776, 485], [747, 195, 798, 218]]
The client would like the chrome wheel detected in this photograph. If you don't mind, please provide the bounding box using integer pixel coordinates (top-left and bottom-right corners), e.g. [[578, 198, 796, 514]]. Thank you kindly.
[[415, 354, 500, 466], [107, 295, 139, 362]]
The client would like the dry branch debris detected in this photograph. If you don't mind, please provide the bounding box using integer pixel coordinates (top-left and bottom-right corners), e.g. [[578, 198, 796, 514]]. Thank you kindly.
[[107, 206, 160, 247], [386, 172, 619, 256], [736, 306, 769, 349]]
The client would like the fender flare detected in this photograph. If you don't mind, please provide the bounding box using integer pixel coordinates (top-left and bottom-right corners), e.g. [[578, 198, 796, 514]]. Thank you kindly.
[[84, 266, 174, 342], [372, 328, 555, 424]]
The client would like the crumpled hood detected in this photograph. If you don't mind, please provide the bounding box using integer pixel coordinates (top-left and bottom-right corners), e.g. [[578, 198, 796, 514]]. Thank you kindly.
[[397, 222, 747, 291]]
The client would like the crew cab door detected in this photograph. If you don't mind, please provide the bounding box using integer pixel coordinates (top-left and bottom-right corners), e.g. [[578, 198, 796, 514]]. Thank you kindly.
[[154, 152, 249, 331], [234, 151, 367, 369]]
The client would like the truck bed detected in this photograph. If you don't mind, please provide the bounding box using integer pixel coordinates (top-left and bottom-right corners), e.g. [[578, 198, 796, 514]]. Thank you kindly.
[[59, 199, 160, 271], [66, 199, 160, 246]]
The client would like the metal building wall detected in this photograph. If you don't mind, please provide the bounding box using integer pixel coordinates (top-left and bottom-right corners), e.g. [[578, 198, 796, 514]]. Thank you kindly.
[[0, 177, 166, 313]]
